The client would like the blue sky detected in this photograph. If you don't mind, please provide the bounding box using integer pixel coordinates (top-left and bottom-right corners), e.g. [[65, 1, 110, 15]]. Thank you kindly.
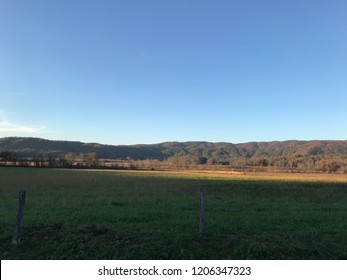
[[0, 0, 346, 145]]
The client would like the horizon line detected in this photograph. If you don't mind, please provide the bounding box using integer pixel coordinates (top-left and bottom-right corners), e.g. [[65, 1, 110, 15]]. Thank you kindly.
[[1, 136, 347, 147]]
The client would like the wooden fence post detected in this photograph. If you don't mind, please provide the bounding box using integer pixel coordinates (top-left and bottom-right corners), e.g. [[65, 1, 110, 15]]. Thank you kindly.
[[199, 187, 205, 240], [12, 189, 26, 245]]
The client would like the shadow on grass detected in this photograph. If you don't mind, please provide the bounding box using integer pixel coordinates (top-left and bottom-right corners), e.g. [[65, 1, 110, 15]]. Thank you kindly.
[[1, 224, 347, 260]]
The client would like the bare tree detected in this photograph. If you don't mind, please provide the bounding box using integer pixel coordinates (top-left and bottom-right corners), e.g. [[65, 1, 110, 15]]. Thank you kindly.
[[0, 151, 14, 166], [87, 152, 99, 167]]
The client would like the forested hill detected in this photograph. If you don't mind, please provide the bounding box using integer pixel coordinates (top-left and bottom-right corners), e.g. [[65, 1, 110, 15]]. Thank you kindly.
[[1, 137, 347, 161]]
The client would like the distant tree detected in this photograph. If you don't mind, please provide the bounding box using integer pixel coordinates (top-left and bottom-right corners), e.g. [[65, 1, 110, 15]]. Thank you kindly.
[[325, 161, 342, 173], [86, 152, 99, 167], [0, 151, 15, 165], [254, 158, 269, 167], [65, 152, 77, 166], [206, 157, 217, 166], [32, 155, 40, 167], [38, 151, 46, 167], [197, 156, 207, 165], [57, 154, 68, 168], [47, 155, 57, 168], [231, 157, 248, 171], [75, 153, 85, 165]]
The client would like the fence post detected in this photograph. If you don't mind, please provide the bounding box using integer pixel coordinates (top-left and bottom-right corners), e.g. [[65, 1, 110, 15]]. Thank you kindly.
[[199, 187, 205, 240], [12, 189, 26, 245]]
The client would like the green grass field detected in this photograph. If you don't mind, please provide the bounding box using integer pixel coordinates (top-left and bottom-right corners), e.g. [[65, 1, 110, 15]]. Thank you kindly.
[[1, 167, 347, 259]]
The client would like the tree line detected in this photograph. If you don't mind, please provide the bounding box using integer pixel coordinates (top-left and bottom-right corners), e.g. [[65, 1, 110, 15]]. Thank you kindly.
[[0, 151, 99, 168], [1, 150, 346, 173]]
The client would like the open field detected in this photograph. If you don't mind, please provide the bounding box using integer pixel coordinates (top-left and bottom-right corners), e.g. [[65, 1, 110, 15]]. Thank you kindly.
[[1, 167, 347, 259]]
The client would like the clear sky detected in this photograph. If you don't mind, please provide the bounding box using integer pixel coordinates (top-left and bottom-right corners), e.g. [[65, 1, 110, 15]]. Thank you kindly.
[[1, 0, 346, 145]]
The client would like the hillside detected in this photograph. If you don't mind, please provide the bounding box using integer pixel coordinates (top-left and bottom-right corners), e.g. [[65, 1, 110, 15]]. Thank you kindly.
[[0, 137, 164, 160], [1, 137, 347, 172], [1, 137, 347, 160]]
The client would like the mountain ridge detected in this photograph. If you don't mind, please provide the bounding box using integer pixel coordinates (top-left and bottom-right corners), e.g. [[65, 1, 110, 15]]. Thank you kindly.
[[1, 137, 347, 160]]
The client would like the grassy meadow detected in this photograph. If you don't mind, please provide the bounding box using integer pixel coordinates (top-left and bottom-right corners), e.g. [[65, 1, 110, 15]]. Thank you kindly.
[[1, 167, 347, 259]]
